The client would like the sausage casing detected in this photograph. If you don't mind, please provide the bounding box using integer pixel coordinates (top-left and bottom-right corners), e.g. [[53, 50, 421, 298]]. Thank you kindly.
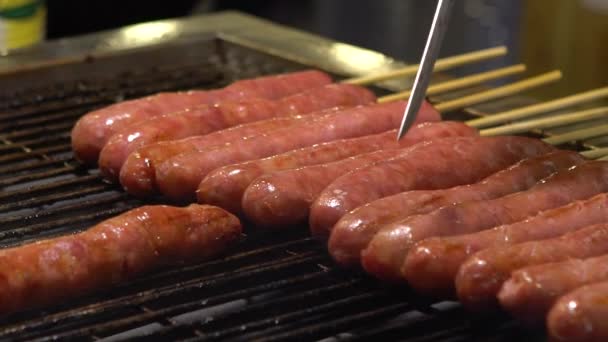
[[330, 150, 584, 269], [498, 224, 608, 325], [71, 70, 331, 164], [403, 190, 608, 300], [452, 164, 608, 311], [239, 123, 476, 227], [119, 107, 345, 198], [311, 136, 555, 239], [200, 122, 476, 216], [99, 83, 374, 181], [0, 204, 241, 316], [156, 101, 441, 203], [547, 280, 608, 342]]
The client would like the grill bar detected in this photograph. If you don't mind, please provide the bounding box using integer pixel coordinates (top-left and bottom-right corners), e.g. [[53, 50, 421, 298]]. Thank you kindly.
[[0, 108, 89, 131], [0, 144, 72, 164], [0, 156, 73, 175], [197, 291, 386, 341], [0, 184, 110, 213], [0, 165, 76, 187], [0, 135, 70, 153], [242, 302, 412, 342], [2, 122, 75, 140], [0, 174, 101, 201]]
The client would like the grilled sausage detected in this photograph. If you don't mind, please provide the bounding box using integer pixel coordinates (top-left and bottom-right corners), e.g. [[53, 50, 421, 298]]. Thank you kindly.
[[99, 84, 374, 181], [330, 150, 585, 269], [403, 190, 608, 300], [240, 149, 416, 229], [498, 224, 608, 325], [364, 160, 607, 284], [547, 281, 608, 342], [452, 172, 608, 311], [311, 136, 555, 239], [199, 122, 477, 216], [238, 124, 477, 227], [71, 70, 331, 164], [119, 107, 346, 198], [0, 204, 241, 317], [156, 100, 441, 203]]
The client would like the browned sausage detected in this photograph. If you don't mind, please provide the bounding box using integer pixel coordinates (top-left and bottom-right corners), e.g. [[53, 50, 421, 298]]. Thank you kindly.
[[498, 225, 608, 325], [403, 190, 608, 300], [99, 84, 374, 181], [0, 204, 241, 317], [71, 70, 331, 165], [156, 100, 441, 203], [310, 136, 555, 239], [240, 149, 413, 229], [330, 150, 584, 269], [237, 123, 478, 226], [547, 280, 608, 342], [119, 107, 346, 198], [198, 122, 477, 216], [453, 175, 608, 311], [363, 160, 608, 284]]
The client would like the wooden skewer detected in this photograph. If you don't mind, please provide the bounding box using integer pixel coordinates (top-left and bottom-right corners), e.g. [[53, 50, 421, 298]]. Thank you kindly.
[[433, 70, 562, 113], [377, 64, 526, 104], [343, 46, 507, 85], [466, 86, 608, 128], [349, 55, 605, 149], [480, 107, 608, 137], [581, 147, 608, 159], [543, 124, 608, 146]]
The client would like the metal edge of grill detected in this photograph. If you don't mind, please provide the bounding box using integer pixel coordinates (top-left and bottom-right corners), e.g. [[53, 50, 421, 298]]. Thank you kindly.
[[0, 10, 604, 342]]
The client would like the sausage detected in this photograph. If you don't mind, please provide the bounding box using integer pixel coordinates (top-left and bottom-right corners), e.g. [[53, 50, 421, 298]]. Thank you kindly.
[[498, 224, 608, 325], [119, 107, 346, 198], [237, 123, 478, 225], [547, 281, 608, 342], [199, 122, 477, 216], [240, 148, 416, 229], [330, 150, 585, 269], [364, 160, 608, 284], [403, 190, 608, 300], [98, 84, 375, 181], [310, 136, 555, 239], [0, 204, 241, 317], [71, 70, 332, 164], [452, 170, 608, 312], [156, 100, 441, 203]]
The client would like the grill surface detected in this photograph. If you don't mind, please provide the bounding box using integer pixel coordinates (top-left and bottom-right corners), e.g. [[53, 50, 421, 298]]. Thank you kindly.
[[0, 37, 547, 341]]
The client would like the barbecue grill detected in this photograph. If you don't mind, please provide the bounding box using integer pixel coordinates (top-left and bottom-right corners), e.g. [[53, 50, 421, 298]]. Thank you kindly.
[[0, 11, 605, 341]]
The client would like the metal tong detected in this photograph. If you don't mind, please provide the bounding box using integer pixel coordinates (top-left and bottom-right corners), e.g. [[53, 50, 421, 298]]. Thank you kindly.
[[397, 0, 455, 140]]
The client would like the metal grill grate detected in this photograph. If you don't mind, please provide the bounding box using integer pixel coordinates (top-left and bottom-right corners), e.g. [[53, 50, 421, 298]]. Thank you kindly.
[[0, 38, 543, 341]]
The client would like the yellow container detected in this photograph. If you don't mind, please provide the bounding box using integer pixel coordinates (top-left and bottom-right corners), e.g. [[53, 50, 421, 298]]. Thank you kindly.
[[0, 0, 45, 51]]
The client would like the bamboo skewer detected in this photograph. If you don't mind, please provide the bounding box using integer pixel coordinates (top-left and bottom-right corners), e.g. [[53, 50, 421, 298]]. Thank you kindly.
[[581, 147, 608, 159], [344, 51, 608, 152], [543, 124, 608, 146], [480, 107, 608, 137], [433, 70, 562, 113], [377, 64, 526, 104], [466, 86, 608, 128], [343, 46, 507, 85]]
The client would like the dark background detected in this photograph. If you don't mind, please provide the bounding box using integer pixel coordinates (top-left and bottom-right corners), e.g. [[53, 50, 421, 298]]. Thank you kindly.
[[44, 0, 608, 101], [46, 0, 521, 69]]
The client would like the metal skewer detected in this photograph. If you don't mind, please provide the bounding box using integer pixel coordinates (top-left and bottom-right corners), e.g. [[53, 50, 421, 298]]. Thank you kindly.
[[397, 0, 455, 140]]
